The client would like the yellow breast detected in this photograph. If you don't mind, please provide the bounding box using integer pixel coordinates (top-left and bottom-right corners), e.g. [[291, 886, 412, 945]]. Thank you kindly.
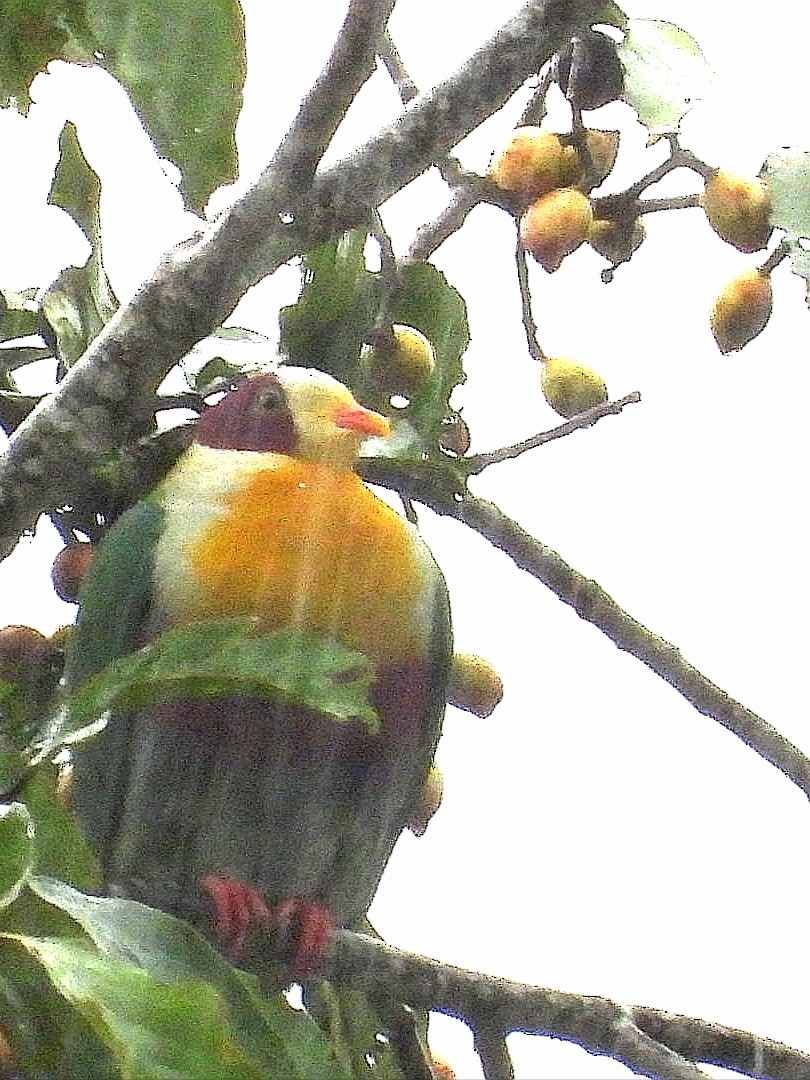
[[153, 446, 436, 667]]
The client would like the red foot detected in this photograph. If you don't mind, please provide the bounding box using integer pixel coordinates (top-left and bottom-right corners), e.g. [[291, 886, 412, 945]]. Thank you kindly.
[[201, 874, 272, 956], [271, 897, 335, 980], [201, 875, 334, 979]]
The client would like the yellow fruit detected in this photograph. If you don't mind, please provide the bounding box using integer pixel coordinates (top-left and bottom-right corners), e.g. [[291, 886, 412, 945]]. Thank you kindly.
[[588, 216, 645, 265], [563, 129, 620, 191], [541, 356, 608, 418], [710, 268, 773, 354], [447, 653, 504, 718], [429, 1055, 457, 1080], [702, 170, 773, 253], [407, 762, 444, 836], [362, 324, 436, 398], [520, 188, 593, 272], [489, 127, 572, 201]]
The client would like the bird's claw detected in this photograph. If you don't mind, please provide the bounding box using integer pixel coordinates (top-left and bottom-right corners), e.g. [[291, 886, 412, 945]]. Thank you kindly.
[[201, 875, 334, 978]]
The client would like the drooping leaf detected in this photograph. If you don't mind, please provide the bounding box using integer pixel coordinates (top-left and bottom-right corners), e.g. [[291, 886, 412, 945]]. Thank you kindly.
[[618, 19, 712, 141], [280, 229, 380, 389], [26, 877, 350, 1080], [67, 617, 378, 736], [0, 1, 93, 110], [42, 122, 119, 369], [0, 803, 34, 909], [86, 0, 247, 214]]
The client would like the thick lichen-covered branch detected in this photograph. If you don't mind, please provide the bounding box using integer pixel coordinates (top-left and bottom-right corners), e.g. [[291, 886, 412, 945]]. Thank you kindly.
[[0, 0, 602, 560]]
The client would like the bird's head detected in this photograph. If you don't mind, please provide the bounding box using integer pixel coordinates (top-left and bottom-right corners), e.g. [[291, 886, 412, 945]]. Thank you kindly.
[[196, 367, 391, 467]]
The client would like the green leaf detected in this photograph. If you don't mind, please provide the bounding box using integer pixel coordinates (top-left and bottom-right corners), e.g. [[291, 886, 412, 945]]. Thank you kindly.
[[0, 938, 117, 1078], [67, 617, 378, 736], [595, 2, 628, 30], [20, 766, 101, 892], [306, 978, 407, 1080], [0, 803, 35, 909], [8, 934, 271, 1079], [280, 229, 380, 389], [387, 261, 469, 453], [0, 288, 41, 343], [42, 122, 119, 369], [761, 150, 810, 284], [762, 149, 810, 237], [0, 1, 93, 110], [618, 19, 712, 141], [86, 0, 246, 214], [27, 877, 350, 1079]]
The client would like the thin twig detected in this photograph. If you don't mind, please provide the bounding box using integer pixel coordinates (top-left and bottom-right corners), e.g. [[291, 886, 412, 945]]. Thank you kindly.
[[378, 30, 419, 102], [356, 462, 810, 801], [474, 1026, 515, 1080], [515, 241, 546, 362], [465, 391, 642, 472], [407, 178, 491, 261]]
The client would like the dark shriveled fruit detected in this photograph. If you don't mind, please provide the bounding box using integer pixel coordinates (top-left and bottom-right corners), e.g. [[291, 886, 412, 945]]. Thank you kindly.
[[553, 30, 624, 111]]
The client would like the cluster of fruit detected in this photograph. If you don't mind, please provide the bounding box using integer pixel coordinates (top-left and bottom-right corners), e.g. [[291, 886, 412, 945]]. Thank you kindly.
[[487, 118, 778, 413], [488, 125, 616, 417]]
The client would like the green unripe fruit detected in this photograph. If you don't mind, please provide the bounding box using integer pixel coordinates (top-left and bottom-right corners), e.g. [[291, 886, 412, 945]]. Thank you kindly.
[[541, 356, 608, 418], [362, 324, 436, 399], [710, 268, 773, 354], [489, 127, 576, 202], [520, 188, 593, 272], [702, 170, 773, 253]]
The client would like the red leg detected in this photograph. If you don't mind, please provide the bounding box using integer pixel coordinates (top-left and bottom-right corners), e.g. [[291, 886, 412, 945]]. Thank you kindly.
[[270, 898, 335, 980], [201, 874, 272, 956]]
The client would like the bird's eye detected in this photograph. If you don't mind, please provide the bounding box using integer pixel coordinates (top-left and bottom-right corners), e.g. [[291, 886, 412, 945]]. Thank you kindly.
[[253, 386, 285, 414]]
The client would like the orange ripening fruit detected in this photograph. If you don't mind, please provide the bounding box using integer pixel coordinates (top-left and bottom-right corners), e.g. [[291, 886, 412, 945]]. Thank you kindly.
[[702, 171, 773, 253], [520, 188, 593, 272], [489, 128, 576, 202], [710, 268, 773, 354]]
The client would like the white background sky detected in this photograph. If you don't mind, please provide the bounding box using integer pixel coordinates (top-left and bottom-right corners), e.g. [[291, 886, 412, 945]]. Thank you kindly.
[[1, 2, 809, 1077]]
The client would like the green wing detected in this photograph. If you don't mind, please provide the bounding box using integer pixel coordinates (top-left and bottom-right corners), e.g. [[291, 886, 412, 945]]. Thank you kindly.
[[63, 498, 164, 690], [64, 498, 165, 859]]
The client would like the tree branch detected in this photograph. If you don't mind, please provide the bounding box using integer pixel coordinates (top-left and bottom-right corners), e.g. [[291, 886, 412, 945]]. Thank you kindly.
[[0, 0, 603, 560], [304, 928, 806, 1080], [465, 392, 642, 471], [356, 463, 810, 800]]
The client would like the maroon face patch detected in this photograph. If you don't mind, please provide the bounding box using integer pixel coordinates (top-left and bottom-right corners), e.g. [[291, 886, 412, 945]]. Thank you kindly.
[[196, 374, 297, 453]]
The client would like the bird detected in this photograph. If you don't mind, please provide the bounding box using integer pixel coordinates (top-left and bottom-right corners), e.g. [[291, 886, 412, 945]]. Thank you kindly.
[[63, 366, 452, 977]]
